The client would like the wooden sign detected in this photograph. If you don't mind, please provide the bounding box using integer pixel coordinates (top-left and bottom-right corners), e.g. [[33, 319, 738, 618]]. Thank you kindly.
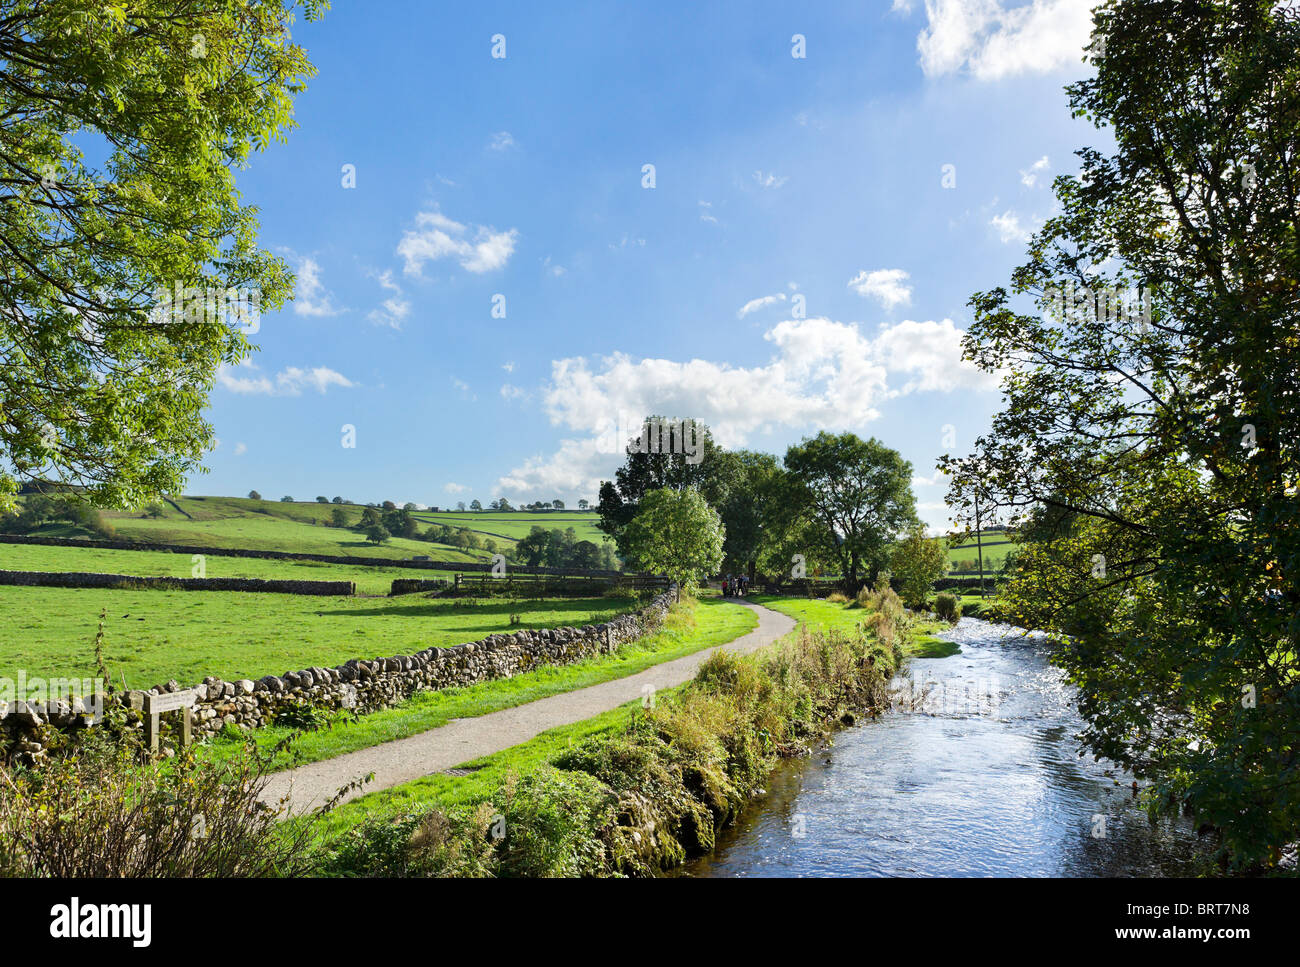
[[143, 689, 195, 714], [143, 688, 197, 752]]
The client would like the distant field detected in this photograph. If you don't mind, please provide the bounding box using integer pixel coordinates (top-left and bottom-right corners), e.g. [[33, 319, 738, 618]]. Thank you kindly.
[[87, 496, 487, 562], [0, 589, 634, 687], [945, 530, 1018, 573], [411, 510, 608, 545], [0, 543, 468, 596]]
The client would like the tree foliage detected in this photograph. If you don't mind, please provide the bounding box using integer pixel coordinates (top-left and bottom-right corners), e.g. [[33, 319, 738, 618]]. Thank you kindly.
[[785, 432, 918, 587], [0, 0, 325, 512], [891, 528, 949, 609], [941, 0, 1300, 867], [622, 487, 724, 591]]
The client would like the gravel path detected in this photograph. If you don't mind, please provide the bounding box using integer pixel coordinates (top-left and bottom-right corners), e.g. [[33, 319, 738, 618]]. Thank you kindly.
[[261, 599, 795, 814]]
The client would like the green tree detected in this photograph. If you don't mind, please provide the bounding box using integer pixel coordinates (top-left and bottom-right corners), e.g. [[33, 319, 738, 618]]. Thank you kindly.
[[329, 507, 348, 528], [316, 496, 329, 504], [0, 1, 324, 513], [469, 499, 482, 511], [940, 0, 1300, 867], [364, 524, 389, 545], [280, 495, 294, 502], [784, 432, 917, 589], [247, 490, 261, 501], [890, 528, 949, 609], [597, 417, 728, 555], [622, 487, 724, 592]]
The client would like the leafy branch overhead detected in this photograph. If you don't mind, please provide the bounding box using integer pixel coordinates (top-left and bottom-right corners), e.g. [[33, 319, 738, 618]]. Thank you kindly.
[[0, 0, 327, 511]]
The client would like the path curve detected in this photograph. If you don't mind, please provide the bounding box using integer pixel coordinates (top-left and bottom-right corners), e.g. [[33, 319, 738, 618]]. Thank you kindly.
[[261, 600, 795, 814]]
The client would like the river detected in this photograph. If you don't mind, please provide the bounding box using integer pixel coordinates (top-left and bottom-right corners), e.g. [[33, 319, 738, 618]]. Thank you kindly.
[[682, 617, 1217, 877]]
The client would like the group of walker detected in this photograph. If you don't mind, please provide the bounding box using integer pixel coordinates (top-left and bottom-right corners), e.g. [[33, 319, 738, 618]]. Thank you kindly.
[[721, 574, 750, 597]]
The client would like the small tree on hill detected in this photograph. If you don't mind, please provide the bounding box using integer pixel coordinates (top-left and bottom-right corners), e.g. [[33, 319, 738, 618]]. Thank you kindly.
[[280, 495, 294, 502], [365, 524, 390, 545], [316, 496, 329, 504], [248, 490, 261, 501]]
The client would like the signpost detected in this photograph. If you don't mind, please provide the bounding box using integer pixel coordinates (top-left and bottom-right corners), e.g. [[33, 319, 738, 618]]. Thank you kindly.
[[142, 688, 196, 753]]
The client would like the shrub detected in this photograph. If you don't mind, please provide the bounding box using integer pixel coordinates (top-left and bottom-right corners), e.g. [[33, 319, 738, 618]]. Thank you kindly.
[[0, 736, 321, 877], [319, 803, 498, 877], [826, 590, 850, 604], [933, 593, 962, 623]]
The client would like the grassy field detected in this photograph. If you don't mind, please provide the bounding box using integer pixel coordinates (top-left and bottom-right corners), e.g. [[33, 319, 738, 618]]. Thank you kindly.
[[206, 596, 757, 771], [945, 529, 1017, 572], [84, 496, 486, 562], [0, 542, 478, 596], [410, 510, 607, 545], [748, 595, 961, 658], [0, 590, 635, 687]]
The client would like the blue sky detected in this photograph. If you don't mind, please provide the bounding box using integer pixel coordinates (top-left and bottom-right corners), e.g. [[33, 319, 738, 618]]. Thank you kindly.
[[204, 0, 1105, 531]]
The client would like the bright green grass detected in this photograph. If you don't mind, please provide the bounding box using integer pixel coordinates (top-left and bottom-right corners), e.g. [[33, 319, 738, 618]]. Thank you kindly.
[[748, 595, 961, 659], [0, 542, 477, 596], [409, 511, 608, 545], [93, 496, 487, 562], [0, 590, 634, 688], [205, 597, 756, 773], [946, 531, 1017, 572]]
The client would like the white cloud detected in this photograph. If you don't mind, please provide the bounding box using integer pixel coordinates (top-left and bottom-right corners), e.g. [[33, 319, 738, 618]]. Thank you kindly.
[[990, 209, 1035, 243], [452, 377, 476, 401], [737, 293, 787, 318], [233, 442, 247, 456], [290, 256, 343, 317], [753, 170, 788, 189], [916, 0, 1095, 80], [367, 270, 410, 329], [541, 256, 565, 277], [502, 361, 516, 373], [500, 383, 527, 402], [873, 318, 1001, 394], [398, 209, 519, 276], [488, 131, 516, 151], [444, 482, 469, 495], [1020, 154, 1050, 187], [848, 268, 913, 310], [497, 316, 1001, 498], [217, 362, 356, 396], [699, 200, 719, 225]]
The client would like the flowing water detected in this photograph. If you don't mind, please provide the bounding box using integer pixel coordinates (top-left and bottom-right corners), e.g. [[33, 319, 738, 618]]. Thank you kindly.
[[683, 617, 1217, 877]]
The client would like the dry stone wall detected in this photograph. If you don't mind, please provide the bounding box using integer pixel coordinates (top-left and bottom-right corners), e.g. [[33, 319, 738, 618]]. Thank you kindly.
[[0, 568, 354, 595], [1, 587, 676, 758]]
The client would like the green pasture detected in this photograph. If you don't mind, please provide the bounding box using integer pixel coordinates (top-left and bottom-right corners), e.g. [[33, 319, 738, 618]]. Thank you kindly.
[[0, 590, 634, 688]]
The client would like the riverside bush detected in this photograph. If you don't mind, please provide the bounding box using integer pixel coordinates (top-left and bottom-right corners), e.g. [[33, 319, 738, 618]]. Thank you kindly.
[[933, 593, 962, 623]]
